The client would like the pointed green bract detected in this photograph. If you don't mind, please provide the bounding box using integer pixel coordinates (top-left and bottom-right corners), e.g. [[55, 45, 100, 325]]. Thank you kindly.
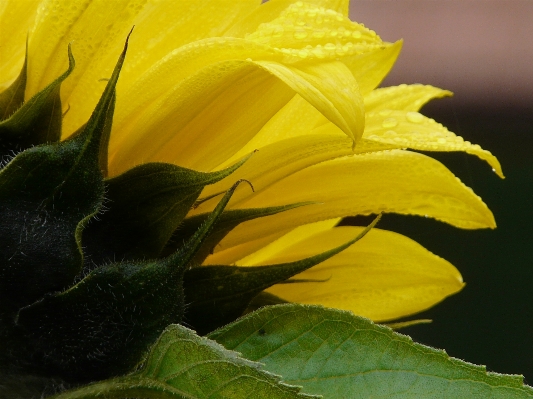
[[163, 202, 314, 264], [0, 37, 128, 315], [49, 324, 317, 399], [15, 179, 249, 382], [82, 155, 250, 265], [0, 45, 74, 160], [210, 305, 533, 399], [184, 216, 379, 335]]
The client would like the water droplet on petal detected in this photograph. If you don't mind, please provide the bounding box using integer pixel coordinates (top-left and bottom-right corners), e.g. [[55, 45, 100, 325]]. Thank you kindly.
[[382, 118, 398, 128], [406, 111, 424, 123], [298, 49, 309, 58]]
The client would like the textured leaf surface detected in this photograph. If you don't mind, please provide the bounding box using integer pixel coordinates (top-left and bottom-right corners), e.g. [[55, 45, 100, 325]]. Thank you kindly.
[[51, 324, 316, 399], [210, 305, 533, 399], [184, 217, 377, 335]]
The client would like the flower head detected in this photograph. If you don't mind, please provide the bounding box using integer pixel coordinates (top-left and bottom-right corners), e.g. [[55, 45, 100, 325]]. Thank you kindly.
[[0, 0, 501, 368]]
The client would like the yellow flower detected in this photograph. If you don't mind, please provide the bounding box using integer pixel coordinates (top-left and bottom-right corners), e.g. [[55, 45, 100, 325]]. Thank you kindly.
[[0, 0, 502, 322]]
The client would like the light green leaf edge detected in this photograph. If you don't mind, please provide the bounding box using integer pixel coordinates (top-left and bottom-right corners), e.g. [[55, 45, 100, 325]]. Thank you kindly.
[[50, 323, 318, 399], [209, 304, 533, 399]]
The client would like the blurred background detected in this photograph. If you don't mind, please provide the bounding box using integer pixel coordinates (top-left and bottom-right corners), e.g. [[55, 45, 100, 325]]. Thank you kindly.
[[348, 0, 533, 381]]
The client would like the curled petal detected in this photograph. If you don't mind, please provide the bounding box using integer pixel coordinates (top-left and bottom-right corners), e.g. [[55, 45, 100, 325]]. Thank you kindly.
[[364, 109, 504, 177]]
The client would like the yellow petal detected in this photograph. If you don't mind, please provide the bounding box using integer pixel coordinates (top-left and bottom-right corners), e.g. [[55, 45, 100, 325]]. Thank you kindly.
[[204, 229, 292, 266], [225, 0, 350, 39], [109, 59, 295, 175], [259, 226, 464, 322], [256, 60, 364, 143], [237, 218, 341, 266], [365, 84, 452, 112], [245, 2, 381, 53], [0, 0, 39, 90], [192, 132, 352, 214], [220, 95, 330, 163], [364, 109, 504, 177], [25, 0, 260, 135], [345, 40, 403, 95], [211, 150, 495, 251], [107, 35, 364, 174]]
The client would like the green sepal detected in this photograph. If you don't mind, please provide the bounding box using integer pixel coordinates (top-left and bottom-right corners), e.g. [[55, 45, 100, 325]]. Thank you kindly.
[[0, 44, 74, 160], [183, 216, 379, 335], [15, 180, 249, 382], [0, 37, 127, 315], [48, 324, 317, 399], [162, 202, 314, 265], [0, 39, 27, 121], [82, 155, 251, 266]]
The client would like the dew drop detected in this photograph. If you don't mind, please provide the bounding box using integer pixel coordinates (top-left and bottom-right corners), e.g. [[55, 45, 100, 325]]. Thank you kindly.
[[437, 138, 446, 144], [297, 49, 309, 58], [273, 26, 284, 38], [311, 46, 326, 58], [352, 31, 362, 39], [382, 118, 398, 128], [294, 30, 308, 40], [406, 111, 424, 123]]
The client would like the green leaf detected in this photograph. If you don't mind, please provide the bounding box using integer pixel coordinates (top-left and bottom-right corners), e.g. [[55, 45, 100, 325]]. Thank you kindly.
[[16, 180, 250, 382], [50, 324, 317, 399], [210, 305, 533, 399], [0, 35, 127, 314], [0, 44, 74, 160], [183, 217, 378, 335], [0, 40, 27, 121], [82, 155, 250, 265], [162, 202, 313, 264]]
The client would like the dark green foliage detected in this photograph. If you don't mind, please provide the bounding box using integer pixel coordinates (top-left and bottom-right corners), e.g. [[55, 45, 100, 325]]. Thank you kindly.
[[16, 180, 246, 381], [0, 30, 371, 397], [82, 157, 250, 266], [0, 41, 119, 316], [0, 44, 73, 160]]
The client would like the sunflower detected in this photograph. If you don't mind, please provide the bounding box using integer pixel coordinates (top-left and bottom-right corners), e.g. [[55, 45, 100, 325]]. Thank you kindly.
[[0, 0, 501, 366]]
